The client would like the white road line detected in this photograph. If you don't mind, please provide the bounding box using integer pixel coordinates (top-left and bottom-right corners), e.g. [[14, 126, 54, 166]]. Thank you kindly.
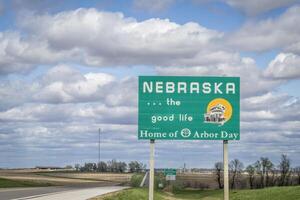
[[140, 172, 148, 187]]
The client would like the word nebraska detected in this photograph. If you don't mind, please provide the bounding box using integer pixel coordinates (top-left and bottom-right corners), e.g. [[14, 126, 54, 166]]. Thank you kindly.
[[143, 81, 236, 94]]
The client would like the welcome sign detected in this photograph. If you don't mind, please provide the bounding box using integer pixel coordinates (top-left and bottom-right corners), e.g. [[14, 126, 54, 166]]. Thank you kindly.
[[138, 76, 240, 140]]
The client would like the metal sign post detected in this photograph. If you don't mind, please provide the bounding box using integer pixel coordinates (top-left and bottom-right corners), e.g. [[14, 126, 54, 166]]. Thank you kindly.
[[149, 139, 155, 200], [223, 140, 229, 200]]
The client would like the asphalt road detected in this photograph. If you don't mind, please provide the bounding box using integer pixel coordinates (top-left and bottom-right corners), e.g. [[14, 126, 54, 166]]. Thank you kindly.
[[0, 186, 127, 200]]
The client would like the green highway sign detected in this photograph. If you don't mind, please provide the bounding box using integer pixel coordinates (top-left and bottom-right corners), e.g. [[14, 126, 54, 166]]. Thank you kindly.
[[164, 168, 177, 176], [138, 76, 240, 140], [164, 169, 177, 181]]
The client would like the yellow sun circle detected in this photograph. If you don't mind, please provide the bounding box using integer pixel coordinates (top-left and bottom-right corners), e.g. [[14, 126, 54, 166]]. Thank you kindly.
[[207, 98, 233, 121]]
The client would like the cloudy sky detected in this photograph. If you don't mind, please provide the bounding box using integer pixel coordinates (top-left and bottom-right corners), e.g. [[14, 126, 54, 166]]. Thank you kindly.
[[0, 0, 300, 169]]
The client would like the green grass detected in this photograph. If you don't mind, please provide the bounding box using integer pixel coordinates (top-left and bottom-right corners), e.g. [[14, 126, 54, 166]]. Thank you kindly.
[[95, 186, 300, 200], [99, 188, 165, 200], [0, 178, 53, 188], [173, 189, 222, 199], [230, 186, 300, 200]]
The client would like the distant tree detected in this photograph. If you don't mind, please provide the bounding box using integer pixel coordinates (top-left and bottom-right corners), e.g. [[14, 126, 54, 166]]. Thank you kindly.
[[265, 159, 274, 187], [129, 161, 138, 173], [117, 162, 127, 173], [129, 161, 146, 173], [246, 165, 255, 189], [214, 162, 223, 189], [107, 160, 127, 173], [140, 163, 146, 171], [279, 154, 291, 186], [294, 167, 300, 185], [65, 165, 73, 169], [107, 160, 114, 172], [229, 159, 244, 188], [81, 163, 97, 172], [254, 157, 273, 188], [75, 164, 80, 171], [254, 160, 263, 188], [269, 167, 278, 187], [260, 157, 268, 187], [97, 161, 107, 172]]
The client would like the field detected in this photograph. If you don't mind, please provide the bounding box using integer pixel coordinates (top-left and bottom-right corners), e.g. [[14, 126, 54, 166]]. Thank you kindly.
[[0, 178, 53, 188], [35, 172, 132, 183], [177, 172, 218, 189], [92, 186, 300, 200], [0, 169, 132, 188]]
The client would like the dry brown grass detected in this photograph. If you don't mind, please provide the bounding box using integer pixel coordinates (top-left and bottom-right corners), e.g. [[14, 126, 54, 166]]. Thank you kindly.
[[0, 169, 132, 186], [40, 172, 132, 183], [177, 172, 218, 189]]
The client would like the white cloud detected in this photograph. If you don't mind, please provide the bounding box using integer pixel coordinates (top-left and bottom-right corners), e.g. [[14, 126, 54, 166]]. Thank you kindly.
[[224, 0, 299, 15], [42, 64, 86, 84], [228, 6, 300, 51], [0, 65, 133, 109], [156, 57, 282, 97], [285, 41, 300, 54], [0, 31, 67, 75], [0, 103, 137, 124], [6, 8, 224, 71], [34, 65, 116, 104], [3, 7, 300, 77], [264, 53, 300, 79], [0, 8, 230, 74], [241, 92, 290, 111], [241, 92, 300, 122]]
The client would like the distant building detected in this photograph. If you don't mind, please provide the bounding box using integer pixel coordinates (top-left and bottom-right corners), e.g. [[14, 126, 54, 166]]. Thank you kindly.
[[204, 104, 226, 125]]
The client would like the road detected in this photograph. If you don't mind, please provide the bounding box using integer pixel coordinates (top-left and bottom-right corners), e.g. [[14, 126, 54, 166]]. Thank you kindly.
[[142, 171, 149, 187], [0, 186, 127, 200]]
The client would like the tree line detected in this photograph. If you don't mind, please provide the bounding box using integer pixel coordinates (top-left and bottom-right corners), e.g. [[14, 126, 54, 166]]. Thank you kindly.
[[74, 160, 146, 173], [214, 154, 300, 189]]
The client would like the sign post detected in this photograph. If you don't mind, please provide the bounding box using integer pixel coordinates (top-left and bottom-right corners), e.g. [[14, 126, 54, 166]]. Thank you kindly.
[[138, 76, 240, 200], [149, 139, 155, 200], [223, 140, 229, 200]]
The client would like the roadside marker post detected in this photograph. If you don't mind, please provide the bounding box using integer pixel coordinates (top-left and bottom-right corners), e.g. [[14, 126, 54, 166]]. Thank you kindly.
[[223, 140, 229, 200], [138, 76, 240, 200], [149, 139, 155, 200]]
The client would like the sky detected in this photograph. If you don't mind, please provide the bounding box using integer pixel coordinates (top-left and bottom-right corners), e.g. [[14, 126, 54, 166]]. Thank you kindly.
[[0, 0, 300, 169]]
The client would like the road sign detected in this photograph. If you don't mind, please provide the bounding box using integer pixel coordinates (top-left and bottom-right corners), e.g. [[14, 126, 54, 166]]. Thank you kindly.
[[138, 76, 240, 140], [164, 169, 176, 181], [164, 168, 177, 176]]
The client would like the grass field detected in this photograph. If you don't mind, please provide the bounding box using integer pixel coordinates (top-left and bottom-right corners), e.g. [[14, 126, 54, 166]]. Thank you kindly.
[[93, 186, 300, 200], [35, 172, 132, 183], [177, 173, 218, 189], [91, 188, 165, 200], [0, 170, 131, 187], [0, 178, 53, 188]]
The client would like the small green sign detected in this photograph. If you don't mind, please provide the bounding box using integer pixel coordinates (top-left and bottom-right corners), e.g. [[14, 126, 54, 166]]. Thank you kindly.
[[164, 168, 177, 176], [138, 76, 240, 140]]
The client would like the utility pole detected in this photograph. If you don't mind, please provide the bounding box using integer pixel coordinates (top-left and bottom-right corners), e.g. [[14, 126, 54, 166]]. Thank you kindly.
[[98, 128, 101, 165]]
